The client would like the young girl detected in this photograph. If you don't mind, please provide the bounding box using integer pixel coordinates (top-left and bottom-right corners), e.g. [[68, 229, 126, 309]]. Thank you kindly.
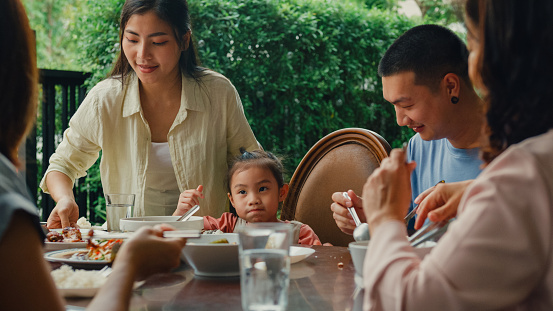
[[178, 149, 321, 245]]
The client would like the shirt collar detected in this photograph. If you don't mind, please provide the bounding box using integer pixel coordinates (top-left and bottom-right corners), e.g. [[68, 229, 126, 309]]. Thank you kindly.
[[122, 73, 206, 118]]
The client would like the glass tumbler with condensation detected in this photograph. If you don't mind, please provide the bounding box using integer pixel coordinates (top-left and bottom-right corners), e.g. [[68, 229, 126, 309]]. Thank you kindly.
[[237, 223, 294, 311], [105, 193, 135, 231]]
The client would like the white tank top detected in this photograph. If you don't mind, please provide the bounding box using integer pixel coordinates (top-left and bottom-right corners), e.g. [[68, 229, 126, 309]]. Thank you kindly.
[[144, 142, 180, 216]]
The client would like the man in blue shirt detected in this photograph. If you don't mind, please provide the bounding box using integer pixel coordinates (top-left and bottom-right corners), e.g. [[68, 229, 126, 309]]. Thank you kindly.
[[331, 25, 484, 235]]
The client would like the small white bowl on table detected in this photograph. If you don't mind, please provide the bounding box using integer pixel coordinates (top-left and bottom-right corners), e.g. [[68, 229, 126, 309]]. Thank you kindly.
[[181, 233, 240, 277], [349, 240, 436, 286], [119, 216, 204, 232]]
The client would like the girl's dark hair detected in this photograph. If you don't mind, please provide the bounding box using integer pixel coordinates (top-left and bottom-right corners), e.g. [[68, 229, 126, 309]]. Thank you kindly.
[[110, 0, 205, 83], [0, 0, 38, 167], [226, 148, 285, 193], [466, 0, 553, 164]]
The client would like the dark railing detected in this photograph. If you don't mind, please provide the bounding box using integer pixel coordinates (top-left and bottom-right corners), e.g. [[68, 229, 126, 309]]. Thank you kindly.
[[26, 69, 94, 221]]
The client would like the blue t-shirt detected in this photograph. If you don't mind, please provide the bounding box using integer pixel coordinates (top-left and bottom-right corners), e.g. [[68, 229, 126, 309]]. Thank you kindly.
[[406, 134, 482, 229]]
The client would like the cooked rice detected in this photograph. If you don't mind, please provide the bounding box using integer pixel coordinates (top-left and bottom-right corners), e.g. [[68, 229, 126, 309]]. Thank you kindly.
[[51, 265, 107, 289], [77, 217, 92, 229]]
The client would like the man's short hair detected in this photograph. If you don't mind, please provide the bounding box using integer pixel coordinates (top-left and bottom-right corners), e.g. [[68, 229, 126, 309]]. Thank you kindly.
[[378, 24, 470, 91]]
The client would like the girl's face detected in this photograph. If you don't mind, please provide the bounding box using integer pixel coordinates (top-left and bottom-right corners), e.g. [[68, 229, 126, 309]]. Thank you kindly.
[[122, 11, 184, 87], [228, 166, 288, 223]]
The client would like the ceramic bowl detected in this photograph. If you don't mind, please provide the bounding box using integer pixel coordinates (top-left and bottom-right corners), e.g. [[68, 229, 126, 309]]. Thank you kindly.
[[348, 241, 369, 277], [119, 216, 204, 232], [181, 233, 240, 277], [348, 240, 436, 278]]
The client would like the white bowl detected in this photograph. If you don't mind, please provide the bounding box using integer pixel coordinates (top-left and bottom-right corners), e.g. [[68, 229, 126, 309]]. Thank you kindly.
[[119, 216, 204, 232], [348, 240, 436, 278], [349, 241, 369, 277], [181, 233, 240, 277]]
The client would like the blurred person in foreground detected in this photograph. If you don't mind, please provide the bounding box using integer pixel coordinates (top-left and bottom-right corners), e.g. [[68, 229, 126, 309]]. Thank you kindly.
[[0, 1, 186, 310], [361, 0, 553, 309], [331, 24, 484, 235]]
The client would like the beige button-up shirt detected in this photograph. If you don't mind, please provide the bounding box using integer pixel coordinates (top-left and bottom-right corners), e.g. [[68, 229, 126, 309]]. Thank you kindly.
[[40, 70, 259, 217]]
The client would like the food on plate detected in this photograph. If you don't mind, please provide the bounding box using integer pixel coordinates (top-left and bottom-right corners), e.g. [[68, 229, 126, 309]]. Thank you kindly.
[[76, 217, 92, 229], [209, 238, 229, 244], [46, 227, 85, 243], [84, 238, 123, 262], [202, 229, 224, 235], [51, 264, 107, 289]]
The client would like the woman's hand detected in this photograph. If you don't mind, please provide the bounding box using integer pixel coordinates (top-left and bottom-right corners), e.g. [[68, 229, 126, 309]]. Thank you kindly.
[[47, 197, 79, 229], [330, 190, 365, 235], [413, 180, 474, 229], [113, 224, 187, 280], [173, 185, 204, 216], [362, 148, 417, 235]]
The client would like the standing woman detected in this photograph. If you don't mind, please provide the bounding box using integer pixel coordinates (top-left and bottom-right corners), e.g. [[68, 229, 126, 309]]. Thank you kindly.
[[42, 0, 259, 228], [361, 0, 553, 309]]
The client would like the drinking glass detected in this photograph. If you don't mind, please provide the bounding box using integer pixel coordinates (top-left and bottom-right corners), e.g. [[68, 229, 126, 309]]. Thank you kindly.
[[237, 223, 293, 311], [105, 193, 135, 231]]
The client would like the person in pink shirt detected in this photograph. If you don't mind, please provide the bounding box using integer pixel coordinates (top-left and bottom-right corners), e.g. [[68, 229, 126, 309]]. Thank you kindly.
[[360, 0, 553, 310], [176, 148, 322, 245]]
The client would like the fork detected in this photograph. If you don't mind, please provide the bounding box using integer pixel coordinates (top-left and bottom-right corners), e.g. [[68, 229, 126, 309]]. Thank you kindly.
[[404, 180, 445, 226], [98, 265, 113, 278], [408, 218, 453, 247]]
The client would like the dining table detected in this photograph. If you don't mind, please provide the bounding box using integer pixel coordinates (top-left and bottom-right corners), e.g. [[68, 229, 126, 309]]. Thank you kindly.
[[58, 245, 365, 311]]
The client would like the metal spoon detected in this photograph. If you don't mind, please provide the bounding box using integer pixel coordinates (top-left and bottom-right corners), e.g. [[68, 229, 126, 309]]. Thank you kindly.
[[343, 192, 370, 241], [176, 205, 200, 222]]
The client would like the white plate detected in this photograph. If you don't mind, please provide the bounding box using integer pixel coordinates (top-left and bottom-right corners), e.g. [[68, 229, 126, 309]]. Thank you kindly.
[[59, 287, 100, 298], [290, 246, 315, 264], [44, 241, 88, 252], [44, 248, 110, 269], [58, 278, 144, 298], [120, 216, 204, 232]]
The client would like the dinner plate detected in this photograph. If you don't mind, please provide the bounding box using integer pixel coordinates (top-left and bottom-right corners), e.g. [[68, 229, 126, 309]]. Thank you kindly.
[[290, 246, 315, 264], [44, 241, 88, 252], [59, 287, 100, 298], [44, 248, 110, 269]]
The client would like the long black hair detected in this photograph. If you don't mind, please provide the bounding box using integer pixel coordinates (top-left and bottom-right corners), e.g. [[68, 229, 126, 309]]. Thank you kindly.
[[466, 0, 553, 164], [110, 0, 205, 83]]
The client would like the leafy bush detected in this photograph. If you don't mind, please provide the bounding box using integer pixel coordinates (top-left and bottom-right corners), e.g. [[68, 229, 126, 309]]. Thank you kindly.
[[78, 0, 415, 183]]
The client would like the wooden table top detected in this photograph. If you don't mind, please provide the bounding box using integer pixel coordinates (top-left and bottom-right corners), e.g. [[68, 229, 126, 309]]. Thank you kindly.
[[65, 245, 364, 310]]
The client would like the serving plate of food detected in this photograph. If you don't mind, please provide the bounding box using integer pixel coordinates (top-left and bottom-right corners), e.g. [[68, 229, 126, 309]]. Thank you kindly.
[[44, 227, 93, 252], [45, 248, 110, 269], [51, 265, 109, 297], [45, 238, 122, 269]]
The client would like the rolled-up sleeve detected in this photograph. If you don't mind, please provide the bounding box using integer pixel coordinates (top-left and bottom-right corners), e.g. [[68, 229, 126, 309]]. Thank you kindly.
[[39, 95, 102, 193]]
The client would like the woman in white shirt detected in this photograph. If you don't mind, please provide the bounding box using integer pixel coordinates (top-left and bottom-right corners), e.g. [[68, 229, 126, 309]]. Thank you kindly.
[[42, 0, 259, 228], [361, 0, 553, 310]]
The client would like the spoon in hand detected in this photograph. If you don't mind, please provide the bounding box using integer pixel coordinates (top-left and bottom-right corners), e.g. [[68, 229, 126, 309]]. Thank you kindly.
[[177, 205, 200, 222], [343, 192, 370, 241]]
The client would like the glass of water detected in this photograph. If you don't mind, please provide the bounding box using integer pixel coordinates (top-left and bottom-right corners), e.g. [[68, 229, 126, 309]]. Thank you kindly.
[[105, 193, 135, 231], [237, 223, 293, 311]]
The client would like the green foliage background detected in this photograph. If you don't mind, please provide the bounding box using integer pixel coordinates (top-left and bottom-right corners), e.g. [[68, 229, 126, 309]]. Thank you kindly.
[[78, 0, 415, 176], [26, 0, 471, 221]]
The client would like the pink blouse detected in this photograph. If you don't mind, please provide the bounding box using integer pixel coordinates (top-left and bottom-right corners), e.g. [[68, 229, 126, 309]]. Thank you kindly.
[[363, 130, 553, 310]]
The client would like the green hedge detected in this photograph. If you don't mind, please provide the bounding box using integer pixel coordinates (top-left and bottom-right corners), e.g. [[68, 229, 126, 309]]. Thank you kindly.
[[78, 0, 415, 180]]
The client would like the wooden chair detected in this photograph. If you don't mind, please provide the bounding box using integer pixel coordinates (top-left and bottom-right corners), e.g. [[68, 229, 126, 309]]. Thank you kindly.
[[280, 128, 391, 246]]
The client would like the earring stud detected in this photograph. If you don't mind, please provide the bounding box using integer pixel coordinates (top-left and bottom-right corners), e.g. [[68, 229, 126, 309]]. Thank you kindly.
[[451, 96, 459, 104]]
